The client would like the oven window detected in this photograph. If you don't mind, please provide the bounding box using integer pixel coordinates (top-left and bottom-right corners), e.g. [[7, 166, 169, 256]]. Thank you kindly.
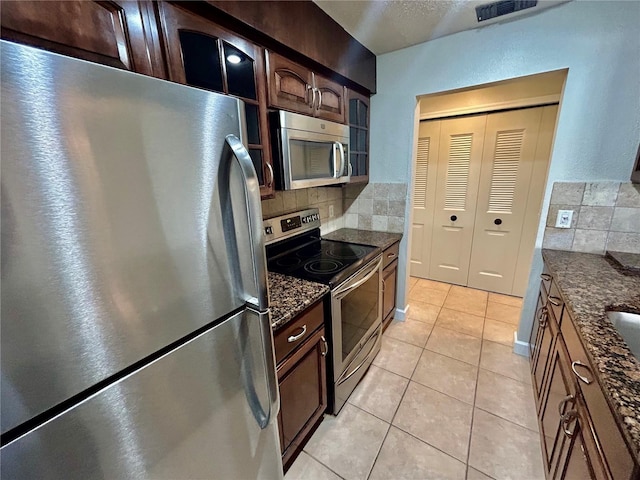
[[340, 270, 379, 362], [289, 140, 334, 180]]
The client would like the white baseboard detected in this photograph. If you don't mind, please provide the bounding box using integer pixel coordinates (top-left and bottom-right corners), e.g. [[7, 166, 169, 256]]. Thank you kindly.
[[394, 304, 409, 321], [513, 332, 530, 357]]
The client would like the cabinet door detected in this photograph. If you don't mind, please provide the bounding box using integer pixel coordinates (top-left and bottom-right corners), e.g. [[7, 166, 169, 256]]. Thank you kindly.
[[159, 3, 274, 197], [557, 405, 609, 480], [382, 260, 398, 327], [265, 51, 313, 115], [532, 299, 559, 403], [0, 1, 165, 77], [312, 73, 346, 123], [277, 328, 328, 470], [539, 338, 577, 477], [348, 89, 370, 183]]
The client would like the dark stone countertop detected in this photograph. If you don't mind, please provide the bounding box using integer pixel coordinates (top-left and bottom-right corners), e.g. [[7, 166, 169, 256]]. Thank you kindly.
[[323, 228, 402, 251], [268, 272, 329, 331], [542, 249, 640, 460]]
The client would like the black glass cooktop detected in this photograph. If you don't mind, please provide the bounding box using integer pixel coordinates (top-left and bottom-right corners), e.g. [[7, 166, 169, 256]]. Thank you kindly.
[[268, 238, 379, 287]]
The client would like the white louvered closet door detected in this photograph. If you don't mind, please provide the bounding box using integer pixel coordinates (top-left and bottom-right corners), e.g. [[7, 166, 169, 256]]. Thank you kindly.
[[467, 107, 544, 294], [428, 115, 486, 285], [410, 121, 441, 278]]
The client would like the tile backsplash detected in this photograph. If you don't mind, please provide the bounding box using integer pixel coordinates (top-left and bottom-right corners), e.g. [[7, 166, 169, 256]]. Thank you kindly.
[[343, 183, 408, 234], [543, 182, 640, 254], [260, 182, 409, 235], [261, 187, 345, 234]]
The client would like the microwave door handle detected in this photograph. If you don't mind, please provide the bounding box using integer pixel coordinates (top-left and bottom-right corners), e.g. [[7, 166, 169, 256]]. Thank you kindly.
[[333, 141, 345, 178], [219, 134, 269, 311], [337, 142, 346, 177]]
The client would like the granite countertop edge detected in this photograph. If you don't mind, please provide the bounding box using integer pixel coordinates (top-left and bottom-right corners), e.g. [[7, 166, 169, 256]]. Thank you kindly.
[[542, 249, 640, 461], [323, 228, 402, 250], [268, 271, 329, 331]]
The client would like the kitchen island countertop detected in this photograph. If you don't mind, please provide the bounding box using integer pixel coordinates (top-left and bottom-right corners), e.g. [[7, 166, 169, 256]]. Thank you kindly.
[[542, 249, 640, 460], [323, 228, 402, 250], [268, 272, 329, 331]]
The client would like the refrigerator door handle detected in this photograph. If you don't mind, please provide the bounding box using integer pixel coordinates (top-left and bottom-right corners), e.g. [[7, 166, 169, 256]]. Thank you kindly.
[[240, 307, 279, 429], [221, 134, 269, 311]]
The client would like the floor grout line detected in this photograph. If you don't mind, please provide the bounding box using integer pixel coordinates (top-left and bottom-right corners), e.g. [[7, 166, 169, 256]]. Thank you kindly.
[[293, 280, 536, 480], [464, 288, 489, 479], [299, 450, 347, 480]]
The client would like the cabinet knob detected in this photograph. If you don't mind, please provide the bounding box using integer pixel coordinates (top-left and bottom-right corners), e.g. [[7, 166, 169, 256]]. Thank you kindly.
[[320, 336, 328, 357], [494, 218, 502, 225], [558, 394, 575, 415], [450, 215, 458, 222], [307, 84, 315, 108], [265, 162, 274, 188], [287, 325, 307, 343], [547, 296, 562, 307], [571, 361, 593, 384], [561, 410, 578, 438]]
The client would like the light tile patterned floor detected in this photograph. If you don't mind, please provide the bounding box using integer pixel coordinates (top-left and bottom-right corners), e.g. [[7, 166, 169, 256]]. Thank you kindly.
[[285, 278, 544, 480]]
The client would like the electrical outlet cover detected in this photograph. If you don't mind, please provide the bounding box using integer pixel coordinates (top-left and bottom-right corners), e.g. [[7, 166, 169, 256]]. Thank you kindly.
[[329, 205, 334, 218], [555, 209, 574, 229]]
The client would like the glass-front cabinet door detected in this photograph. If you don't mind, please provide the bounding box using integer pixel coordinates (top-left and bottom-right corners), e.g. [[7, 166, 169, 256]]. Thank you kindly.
[[347, 88, 370, 183], [158, 3, 274, 198]]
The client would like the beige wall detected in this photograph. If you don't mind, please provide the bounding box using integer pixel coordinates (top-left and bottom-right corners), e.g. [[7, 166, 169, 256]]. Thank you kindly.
[[543, 182, 640, 254]]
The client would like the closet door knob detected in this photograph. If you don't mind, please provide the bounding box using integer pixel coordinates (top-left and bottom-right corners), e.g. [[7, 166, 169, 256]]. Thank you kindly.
[[494, 218, 502, 225], [450, 215, 457, 222]]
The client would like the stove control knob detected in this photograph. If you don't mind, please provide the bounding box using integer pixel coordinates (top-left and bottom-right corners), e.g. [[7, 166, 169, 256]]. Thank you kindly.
[[265, 226, 273, 235], [301, 217, 307, 224]]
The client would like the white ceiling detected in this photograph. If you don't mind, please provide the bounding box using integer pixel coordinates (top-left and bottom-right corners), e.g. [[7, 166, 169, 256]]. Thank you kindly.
[[314, 0, 570, 55]]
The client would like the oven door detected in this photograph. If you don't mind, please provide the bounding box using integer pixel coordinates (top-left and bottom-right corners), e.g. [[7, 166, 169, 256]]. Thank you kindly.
[[331, 256, 383, 387]]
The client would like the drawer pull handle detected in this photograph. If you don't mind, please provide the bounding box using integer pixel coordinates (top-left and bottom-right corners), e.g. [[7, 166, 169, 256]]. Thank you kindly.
[[537, 306, 548, 328], [387, 252, 396, 259], [571, 361, 593, 384], [321, 336, 328, 357], [558, 394, 575, 415], [561, 409, 578, 438], [287, 325, 307, 343], [548, 296, 561, 307], [540, 273, 552, 281]]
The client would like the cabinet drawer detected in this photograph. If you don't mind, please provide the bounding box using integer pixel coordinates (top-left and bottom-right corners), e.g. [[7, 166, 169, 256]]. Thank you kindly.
[[274, 301, 324, 365], [383, 242, 399, 269], [561, 313, 636, 480]]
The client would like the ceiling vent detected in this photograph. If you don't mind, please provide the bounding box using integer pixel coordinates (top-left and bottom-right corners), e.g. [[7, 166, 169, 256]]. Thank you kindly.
[[476, 0, 538, 22]]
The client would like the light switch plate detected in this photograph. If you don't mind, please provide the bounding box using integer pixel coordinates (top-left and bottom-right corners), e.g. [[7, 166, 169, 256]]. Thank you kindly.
[[555, 209, 574, 228], [329, 205, 334, 218]]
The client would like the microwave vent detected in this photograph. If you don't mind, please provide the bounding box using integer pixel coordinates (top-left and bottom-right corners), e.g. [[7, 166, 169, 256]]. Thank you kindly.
[[476, 0, 538, 22]]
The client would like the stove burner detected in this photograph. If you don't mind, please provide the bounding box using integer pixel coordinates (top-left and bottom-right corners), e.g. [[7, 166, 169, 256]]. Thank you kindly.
[[296, 244, 322, 258], [275, 257, 302, 269], [304, 259, 344, 275], [326, 244, 368, 260]]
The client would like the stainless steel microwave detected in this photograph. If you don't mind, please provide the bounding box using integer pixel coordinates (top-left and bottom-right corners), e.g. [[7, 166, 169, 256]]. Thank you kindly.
[[270, 110, 350, 190]]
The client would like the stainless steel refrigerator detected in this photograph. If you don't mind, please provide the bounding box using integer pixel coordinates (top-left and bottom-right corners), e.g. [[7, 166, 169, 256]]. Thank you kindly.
[[0, 40, 283, 479]]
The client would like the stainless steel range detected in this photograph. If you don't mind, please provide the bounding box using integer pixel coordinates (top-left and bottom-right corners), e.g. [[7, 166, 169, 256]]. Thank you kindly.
[[264, 208, 383, 414]]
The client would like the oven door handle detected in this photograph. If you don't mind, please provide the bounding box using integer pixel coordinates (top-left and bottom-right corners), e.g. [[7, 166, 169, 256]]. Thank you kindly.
[[337, 329, 381, 385], [333, 257, 382, 300]]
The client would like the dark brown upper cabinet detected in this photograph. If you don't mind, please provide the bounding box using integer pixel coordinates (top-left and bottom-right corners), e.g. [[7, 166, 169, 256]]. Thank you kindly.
[[348, 89, 370, 183], [0, 1, 165, 78], [158, 3, 275, 198], [266, 51, 346, 124]]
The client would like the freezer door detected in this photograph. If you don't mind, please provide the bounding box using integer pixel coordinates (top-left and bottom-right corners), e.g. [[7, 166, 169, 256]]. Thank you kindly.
[[1, 41, 265, 433], [0, 309, 283, 480]]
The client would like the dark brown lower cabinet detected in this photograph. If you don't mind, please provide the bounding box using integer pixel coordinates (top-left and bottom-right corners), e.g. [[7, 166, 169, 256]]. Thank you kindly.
[[531, 267, 639, 480], [274, 302, 328, 471]]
